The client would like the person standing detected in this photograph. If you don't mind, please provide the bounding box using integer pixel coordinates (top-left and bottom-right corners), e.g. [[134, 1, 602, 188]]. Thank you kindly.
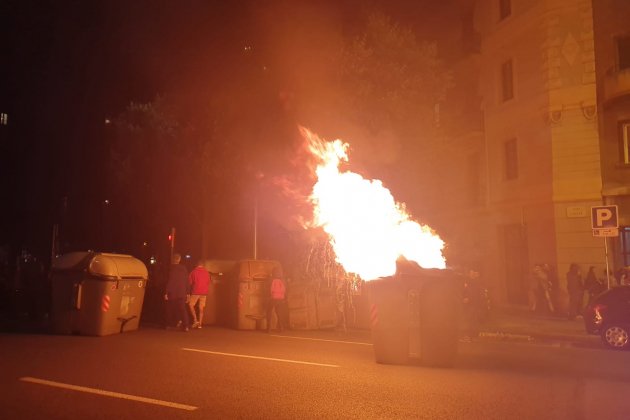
[[566, 263, 584, 320], [543, 263, 560, 316], [267, 268, 286, 333], [538, 265, 555, 314], [164, 253, 190, 331], [188, 260, 211, 329], [584, 266, 605, 305]]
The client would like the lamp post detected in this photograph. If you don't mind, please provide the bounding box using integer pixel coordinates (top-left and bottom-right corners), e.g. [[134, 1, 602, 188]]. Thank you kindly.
[[101, 199, 110, 251], [253, 197, 258, 260], [169, 227, 176, 262], [253, 172, 264, 261]]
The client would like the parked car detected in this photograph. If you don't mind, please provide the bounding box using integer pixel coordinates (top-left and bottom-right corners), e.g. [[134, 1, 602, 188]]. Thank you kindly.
[[583, 286, 630, 350]]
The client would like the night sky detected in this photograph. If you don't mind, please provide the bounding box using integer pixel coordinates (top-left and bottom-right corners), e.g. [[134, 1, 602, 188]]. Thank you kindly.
[[0, 0, 463, 267]]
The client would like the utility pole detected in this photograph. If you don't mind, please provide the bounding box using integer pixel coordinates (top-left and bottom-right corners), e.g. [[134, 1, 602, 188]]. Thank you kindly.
[[169, 227, 176, 262], [50, 224, 59, 262], [253, 198, 258, 260]]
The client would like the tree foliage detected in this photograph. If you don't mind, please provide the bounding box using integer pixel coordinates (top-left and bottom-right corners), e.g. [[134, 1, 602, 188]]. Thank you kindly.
[[340, 13, 452, 135], [104, 11, 454, 261], [108, 96, 206, 255], [334, 13, 454, 217]]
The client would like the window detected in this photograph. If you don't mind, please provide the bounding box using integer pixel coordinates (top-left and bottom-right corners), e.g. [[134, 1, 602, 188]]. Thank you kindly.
[[499, 0, 512, 21], [621, 121, 630, 164], [621, 227, 630, 267], [617, 35, 630, 71], [0, 113, 7, 125], [501, 59, 514, 102], [504, 138, 518, 180]]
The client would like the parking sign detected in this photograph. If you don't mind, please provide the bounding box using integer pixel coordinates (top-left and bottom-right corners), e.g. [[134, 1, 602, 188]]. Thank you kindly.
[[591, 205, 619, 229]]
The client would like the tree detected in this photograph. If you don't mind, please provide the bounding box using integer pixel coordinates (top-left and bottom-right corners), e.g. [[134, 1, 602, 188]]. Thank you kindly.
[[340, 13, 452, 136], [108, 96, 206, 257], [334, 12, 454, 223]]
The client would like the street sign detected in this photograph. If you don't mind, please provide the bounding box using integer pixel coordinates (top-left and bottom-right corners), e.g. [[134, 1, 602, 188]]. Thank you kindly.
[[593, 228, 619, 237], [591, 206, 619, 290], [591, 205, 619, 229]]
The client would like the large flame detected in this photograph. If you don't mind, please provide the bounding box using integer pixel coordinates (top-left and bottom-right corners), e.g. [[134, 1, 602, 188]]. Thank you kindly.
[[302, 127, 446, 281]]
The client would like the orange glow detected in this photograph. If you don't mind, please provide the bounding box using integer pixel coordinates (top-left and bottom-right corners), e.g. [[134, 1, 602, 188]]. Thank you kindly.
[[301, 127, 446, 280]]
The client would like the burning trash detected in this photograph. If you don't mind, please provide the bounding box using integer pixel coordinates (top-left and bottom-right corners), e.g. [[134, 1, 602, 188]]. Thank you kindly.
[[300, 126, 446, 281], [299, 127, 459, 367]]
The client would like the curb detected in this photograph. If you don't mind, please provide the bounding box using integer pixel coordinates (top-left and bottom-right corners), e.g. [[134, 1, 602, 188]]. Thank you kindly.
[[478, 331, 534, 341], [478, 330, 602, 348]]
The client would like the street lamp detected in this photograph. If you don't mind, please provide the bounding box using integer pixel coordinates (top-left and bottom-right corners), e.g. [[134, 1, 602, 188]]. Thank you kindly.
[[253, 197, 258, 260], [101, 199, 111, 251], [253, 171, 265, 260]]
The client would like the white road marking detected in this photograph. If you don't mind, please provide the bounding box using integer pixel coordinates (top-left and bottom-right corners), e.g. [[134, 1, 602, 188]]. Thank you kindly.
[[182, 347, 339, 368], [19, 377, 198, 411], [270, 334, 372, 346]]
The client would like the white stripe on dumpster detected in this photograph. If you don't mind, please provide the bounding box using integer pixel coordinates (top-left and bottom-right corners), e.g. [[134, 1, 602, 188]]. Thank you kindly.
[[182, 347, 339, 368], [269, 335, 372, 346], [19, 377, 198, 411]]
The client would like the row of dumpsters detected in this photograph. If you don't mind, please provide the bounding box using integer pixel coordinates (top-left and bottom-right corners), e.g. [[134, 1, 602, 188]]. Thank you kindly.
[[50, 252, 460, 367]]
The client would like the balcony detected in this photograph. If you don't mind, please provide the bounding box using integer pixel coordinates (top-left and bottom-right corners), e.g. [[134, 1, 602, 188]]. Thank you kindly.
[[603, 68, 630, 103]]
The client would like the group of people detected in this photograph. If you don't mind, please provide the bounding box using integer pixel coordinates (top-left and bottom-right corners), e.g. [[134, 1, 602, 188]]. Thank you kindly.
[[567, 263, 630, 320], [529, 262, 628, 320], [164, 253, 211, 332], [164, 254, 287, 333]]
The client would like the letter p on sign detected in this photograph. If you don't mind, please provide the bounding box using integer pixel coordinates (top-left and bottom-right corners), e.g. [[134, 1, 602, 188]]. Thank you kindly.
[[591, 205, 619, 229]]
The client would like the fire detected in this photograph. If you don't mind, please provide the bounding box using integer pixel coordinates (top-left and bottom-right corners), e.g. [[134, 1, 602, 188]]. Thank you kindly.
[[301, 127, 446, 281]]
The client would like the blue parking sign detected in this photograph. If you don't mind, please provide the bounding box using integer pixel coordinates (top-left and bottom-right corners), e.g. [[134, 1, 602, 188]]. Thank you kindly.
[[591, 205, 619, 229]]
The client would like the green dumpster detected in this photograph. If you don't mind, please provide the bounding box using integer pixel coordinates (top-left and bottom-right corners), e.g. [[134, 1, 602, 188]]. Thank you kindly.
[[50, 252, 148, 336], [368, 261, 461, 367]]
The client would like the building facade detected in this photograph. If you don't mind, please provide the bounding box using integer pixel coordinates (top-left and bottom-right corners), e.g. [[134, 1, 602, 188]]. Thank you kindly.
[[439, 0, 630, 306]]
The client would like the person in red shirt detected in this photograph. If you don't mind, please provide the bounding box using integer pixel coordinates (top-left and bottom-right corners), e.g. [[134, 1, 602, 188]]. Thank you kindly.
[[188, 260, 211, 329], [267, 267, 286, 333]]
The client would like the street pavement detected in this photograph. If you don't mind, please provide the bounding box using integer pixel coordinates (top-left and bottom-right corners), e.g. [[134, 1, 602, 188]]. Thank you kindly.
[[477, 305, 601, 348], [0, 302, 605, 349], [1, 323, 629, 419]]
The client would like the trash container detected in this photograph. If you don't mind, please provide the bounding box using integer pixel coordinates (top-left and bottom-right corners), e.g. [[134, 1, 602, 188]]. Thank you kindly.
[[207, 259, 283, 330], [287, 283, 318, 330], [204, 260, 237, 327], [368, 261, 461, 367], [50, 252, 148, 336], [234, 260, 282, 330], [200, 274, 217, 326]]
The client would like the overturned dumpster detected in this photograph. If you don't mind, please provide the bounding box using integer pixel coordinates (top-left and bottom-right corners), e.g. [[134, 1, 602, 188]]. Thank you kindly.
[[50, 252, 148, 336], [210, 259, 282, 330], [368, 261, 461, 367]]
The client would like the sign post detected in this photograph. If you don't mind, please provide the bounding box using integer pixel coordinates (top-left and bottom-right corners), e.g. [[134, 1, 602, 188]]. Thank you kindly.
[[169, 227, 176, 263], [591, 205, 619, 289]]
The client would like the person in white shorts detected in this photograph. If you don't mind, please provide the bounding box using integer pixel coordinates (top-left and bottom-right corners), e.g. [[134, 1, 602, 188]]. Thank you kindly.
[[188, 260, 211, 328]]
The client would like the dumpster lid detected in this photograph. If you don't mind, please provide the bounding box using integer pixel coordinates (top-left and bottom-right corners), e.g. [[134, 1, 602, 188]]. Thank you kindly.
[[52, 252, 148, 279], [238, 259, 282, 280], [51, 251, 92, 271], [89, 253, 148, 279]]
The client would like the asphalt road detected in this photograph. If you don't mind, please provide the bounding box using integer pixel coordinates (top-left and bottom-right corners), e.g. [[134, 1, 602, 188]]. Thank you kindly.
[[1, 326, 629, 419]]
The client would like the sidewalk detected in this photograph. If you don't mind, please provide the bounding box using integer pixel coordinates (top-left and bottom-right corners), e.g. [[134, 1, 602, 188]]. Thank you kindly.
[[477, 305, 601, 347]]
